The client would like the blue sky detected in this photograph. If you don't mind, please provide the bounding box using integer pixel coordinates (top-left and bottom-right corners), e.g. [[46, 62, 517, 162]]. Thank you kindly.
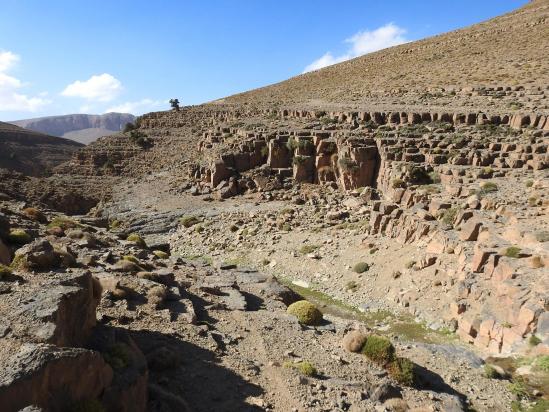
[[0, 0, 528, 120]]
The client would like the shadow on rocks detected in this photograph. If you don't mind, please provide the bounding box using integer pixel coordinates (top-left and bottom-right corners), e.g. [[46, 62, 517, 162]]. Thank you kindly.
[[415, 364, 468, 408], [130, 328, 265, 412]]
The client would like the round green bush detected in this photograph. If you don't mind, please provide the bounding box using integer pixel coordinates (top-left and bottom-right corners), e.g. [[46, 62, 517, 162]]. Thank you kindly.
[[388, 357, 415, 386], [296, 361, 317, 376], [361, 335, 395, 365], [286, 300, 323, 325], [7, 229, 31, 245], [353, 262, 370, 273], [126, 233, 146, 248]]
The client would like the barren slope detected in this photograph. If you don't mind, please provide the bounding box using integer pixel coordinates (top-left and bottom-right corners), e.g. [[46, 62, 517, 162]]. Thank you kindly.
[[223, 0, 549, 113], [0, 121, 83, 176]]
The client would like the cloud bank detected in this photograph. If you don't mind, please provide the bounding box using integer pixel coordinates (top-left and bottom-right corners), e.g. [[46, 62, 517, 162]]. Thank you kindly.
[[105, 98, 165, 114], [62, 73, 122, 102], [303, 23, 408, 73], [0, 50, 50, 112]]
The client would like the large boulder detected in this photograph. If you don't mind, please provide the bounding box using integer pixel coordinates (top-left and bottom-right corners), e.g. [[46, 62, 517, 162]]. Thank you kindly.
[[12, 240, 59, 271], [0, 344, 113, 412]]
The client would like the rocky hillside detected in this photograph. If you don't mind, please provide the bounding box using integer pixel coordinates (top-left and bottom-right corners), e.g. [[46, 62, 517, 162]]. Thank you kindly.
[[223, 0, 549, 114], [0, 121, 83, 176], [0, 1, 548, 411], [10, 113, 136, 145]]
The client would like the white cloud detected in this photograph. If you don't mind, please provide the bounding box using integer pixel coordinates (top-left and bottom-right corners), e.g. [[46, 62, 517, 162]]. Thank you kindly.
[[0, 50, 50, 112], [303, 23, 408, 73], [104, 98, 165, 114], [0, 51, 19, 72], [61, 73, 122, 102]]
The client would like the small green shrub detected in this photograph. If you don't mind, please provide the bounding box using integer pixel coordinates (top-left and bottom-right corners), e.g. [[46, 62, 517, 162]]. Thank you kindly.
[[292, 155, 308, 165], [441, 207, 459, 226], [353, 262, 370, 273], [338, 157, 359, 172], [71, 399, 106, 412], [535, 355, 549, 372], [525, 180, 533, 188], [388, 357, 415, 386], [391, 178, 405, 189], [47, 217, 80, 230], [408, 166, 432, 185], [7, 229, 31, 245], [260, 146, 269, 157], [152, 250, 169, 259], [180, 215, 199, 228], [0, 264, 12, 278], [122, 255, 140, 265], [296, 361, 317, 376], [479, 182, 498, 194], [361, 335, 396, 365], [286, 300, 323, 325], [299, 244, 318, 255], [109, 219, 121, 230], [529, 335, 541, 346], [508, 378, 530, 400], [103, 343, 131, 370], [229, 224, 239, 232], [126, 233, 147, 248], [484, 364, 500, 379], [9, 254, 27, 271], [504, 246, 521, 258]]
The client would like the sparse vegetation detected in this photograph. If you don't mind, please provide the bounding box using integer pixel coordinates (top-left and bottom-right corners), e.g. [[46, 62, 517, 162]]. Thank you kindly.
[[0, 264, 12, 278], [534, 355, 549, 372], [152, 250, 169, 259], [47, 217, 80, 230], [391, 178, 405, 189], [361, 335, 396, 365], [122, 255, 140, 265], [284, 360, 317, 377], [338, 157, 359, 172], [504, 246, 521, 258], [127, 233, 147, 248], [441, 207, 459, 226], [71, 399, 106, 412], [299, 244, 318, 255], [484, 364, 501, 379], [103, 343, 132, 370], [388, 357, 415, 386], [169, 98, 180, 111], [7, 229, 31, 245], [528, 335, 541, 346], [479, 181, 498, 194], [180, 215, 200, 228], [292, 155, 308, 166], [286, 300, 323, 325], [123, 122, 136, 133]]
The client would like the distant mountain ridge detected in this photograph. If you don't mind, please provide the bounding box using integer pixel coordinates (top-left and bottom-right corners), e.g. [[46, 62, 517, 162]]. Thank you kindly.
[[10, 112, 136, 144]]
